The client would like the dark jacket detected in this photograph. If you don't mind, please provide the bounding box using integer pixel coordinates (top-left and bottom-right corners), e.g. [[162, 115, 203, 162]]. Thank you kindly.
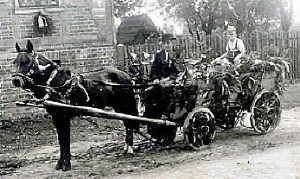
[[150, 49, 178, 81]]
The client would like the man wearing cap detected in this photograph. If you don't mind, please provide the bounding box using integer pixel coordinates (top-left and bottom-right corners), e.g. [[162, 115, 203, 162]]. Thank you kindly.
[[145, 40, 179, 144], [212, 25, 245, 66], [150, 41, 178, 84]]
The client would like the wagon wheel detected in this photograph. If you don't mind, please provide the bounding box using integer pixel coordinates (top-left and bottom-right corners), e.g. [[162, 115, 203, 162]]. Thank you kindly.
[[183, 109, 216, 149], [250, 91, 281, 134]]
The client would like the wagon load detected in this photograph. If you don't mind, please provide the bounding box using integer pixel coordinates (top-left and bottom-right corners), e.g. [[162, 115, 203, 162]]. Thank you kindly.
[[188, 53, 283, 135], [237, 56, 285, 95]]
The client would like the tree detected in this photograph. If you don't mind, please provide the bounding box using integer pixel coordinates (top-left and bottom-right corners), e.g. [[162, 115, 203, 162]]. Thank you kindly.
[[158, 0, 293, 38], [278, 0, 293, 31], [226, 0, 293, 32], [158, 0, 226, 37], [113, 0, 142, 18]]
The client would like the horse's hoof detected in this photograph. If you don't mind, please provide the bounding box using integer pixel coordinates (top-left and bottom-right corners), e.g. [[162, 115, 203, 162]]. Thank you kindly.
[[62, 159, 71, 171], [127, 146, 134, 154], [124, 153, 135, 157], [123, 144, 128, 152], [55, 159, 63, 170]]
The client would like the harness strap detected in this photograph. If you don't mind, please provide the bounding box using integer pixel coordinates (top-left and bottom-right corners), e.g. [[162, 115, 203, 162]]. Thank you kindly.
[[64, 74, 90, 102], [227, 39, 238, 51], [235, 39, 238, 50]]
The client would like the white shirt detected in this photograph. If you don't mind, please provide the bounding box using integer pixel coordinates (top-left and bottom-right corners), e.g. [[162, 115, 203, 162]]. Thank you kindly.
[[226, 37, 245, 54]]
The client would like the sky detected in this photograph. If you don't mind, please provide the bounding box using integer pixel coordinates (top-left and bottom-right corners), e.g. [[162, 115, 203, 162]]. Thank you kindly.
[[293, 0, 300, 23]]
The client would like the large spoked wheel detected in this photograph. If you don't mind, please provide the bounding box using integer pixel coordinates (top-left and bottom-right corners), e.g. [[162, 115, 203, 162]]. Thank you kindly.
[[183, 107, 216, 149], [250, 91, 281, 134]]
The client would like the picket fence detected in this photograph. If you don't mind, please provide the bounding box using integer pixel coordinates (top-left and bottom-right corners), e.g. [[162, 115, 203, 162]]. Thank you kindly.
[[116, 31, 300, 79]]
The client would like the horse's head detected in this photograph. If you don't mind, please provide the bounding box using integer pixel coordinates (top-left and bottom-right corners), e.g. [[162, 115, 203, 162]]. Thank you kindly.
[[12, 40, 72, 100], [12, 40, 37, 89]]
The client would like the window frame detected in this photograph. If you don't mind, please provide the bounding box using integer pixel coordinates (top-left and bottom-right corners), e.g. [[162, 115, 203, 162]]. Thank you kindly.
[[15, 0, 64, 14]]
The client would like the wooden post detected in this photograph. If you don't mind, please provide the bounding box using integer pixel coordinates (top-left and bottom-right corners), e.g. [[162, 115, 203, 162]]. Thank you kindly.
[[297, 32, 300, 78], [116, 44, 126, 71]]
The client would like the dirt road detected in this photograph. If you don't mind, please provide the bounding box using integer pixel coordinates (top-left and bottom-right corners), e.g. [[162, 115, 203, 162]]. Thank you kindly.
[[115, 107, 300, 179], [1, 84, 300, 179]]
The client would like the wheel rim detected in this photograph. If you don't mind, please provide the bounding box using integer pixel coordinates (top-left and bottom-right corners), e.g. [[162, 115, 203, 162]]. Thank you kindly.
[[251, 92, 281, 134]]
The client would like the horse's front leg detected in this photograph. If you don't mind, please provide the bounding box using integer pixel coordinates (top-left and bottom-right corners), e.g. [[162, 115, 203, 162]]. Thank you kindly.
[[49, 110, 72, 171]]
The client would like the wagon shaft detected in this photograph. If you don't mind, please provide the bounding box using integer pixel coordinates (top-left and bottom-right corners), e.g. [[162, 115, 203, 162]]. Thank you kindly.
[[18, 100, 178, 127]]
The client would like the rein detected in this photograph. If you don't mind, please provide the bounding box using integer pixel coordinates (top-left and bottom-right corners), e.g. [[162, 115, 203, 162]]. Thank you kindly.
[[95, 80, 155, 89], [12, 72, 72, 92], [12, 73, 34, 83]]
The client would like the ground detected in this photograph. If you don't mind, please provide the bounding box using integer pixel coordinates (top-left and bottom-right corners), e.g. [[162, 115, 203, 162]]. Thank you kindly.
[[1, 83, 300, 179]]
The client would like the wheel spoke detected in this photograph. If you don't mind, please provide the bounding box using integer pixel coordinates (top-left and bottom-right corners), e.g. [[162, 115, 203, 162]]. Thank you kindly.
[[253, 106, 265, 112]]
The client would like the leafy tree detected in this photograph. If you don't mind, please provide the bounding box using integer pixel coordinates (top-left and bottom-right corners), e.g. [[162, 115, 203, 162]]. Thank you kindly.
[[278, 0, 293, 31], [158, 0, 226, 36], [157, 0, 293, 38], [113, 0, 142, 18], [229, 0, 293, 32]]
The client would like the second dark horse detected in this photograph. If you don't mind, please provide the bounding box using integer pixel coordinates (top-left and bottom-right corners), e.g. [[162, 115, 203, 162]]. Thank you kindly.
[[12, 40, 139, 171]]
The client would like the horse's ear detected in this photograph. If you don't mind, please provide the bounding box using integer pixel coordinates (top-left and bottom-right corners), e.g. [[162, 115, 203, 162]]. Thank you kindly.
[[26, 40, 34, 53], [16, 43, 21, 52]]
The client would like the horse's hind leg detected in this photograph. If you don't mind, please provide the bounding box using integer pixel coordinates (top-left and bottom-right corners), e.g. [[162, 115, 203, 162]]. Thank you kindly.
[[50, 111, 72, 171], [114, 87, 139, 154], [123, 121, 139, 154], [124, 125, 134, 154], [116, 106, 139, 154]]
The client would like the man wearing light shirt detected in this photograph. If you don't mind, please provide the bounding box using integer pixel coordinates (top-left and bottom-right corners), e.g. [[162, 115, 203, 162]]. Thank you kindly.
[[212, 25, 245, 66]]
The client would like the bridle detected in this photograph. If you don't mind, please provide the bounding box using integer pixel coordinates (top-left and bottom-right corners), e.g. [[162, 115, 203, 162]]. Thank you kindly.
[[13, 51, 67, 91], [15, 51, 38, 77]]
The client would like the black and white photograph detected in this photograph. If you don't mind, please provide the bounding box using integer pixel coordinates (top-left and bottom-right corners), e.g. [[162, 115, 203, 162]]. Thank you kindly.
[[0, 0, 300, 178]]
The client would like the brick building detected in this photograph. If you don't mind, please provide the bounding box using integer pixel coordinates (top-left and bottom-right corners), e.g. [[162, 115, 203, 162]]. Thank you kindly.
[[0, 0, 115, 119]]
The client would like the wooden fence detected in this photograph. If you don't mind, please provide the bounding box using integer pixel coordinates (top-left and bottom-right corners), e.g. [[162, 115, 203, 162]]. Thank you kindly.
[[116, 31, 300, 79]]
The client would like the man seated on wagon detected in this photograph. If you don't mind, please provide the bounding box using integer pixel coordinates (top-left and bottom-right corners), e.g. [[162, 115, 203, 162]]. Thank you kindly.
[[212, 25, 245, 66], [150, 40, 179, 84], [144, 39, 180, 144]]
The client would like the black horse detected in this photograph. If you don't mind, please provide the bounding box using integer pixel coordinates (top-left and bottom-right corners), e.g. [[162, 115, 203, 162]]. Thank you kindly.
[[12, 40, 139, 171]]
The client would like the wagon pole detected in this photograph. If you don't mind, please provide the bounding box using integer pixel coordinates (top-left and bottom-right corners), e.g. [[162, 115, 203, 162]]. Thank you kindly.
[[16, 101, 45, 108], [17, 100, 178, 127]]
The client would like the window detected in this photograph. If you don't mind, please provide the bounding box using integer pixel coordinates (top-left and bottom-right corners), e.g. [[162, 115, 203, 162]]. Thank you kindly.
[[18, 0, 59, 8], [15, 0, 63, 14]]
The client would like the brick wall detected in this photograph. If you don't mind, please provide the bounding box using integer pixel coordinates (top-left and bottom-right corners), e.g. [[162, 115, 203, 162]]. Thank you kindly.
[[0, 0, 116, 119]]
